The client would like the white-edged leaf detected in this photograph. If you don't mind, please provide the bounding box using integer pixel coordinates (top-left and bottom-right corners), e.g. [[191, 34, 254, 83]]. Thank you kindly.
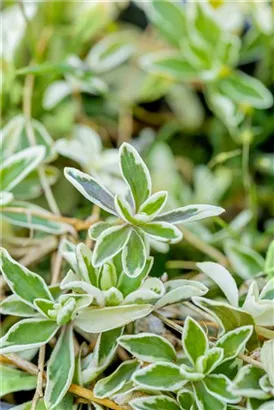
[[64, 167, 117, 215], [133, 362, 185, 391], [117, 256, 153, 297], [114, 195, 136, 224], [261, 340, 274, 386], [131, 395, 181, 410], [141, 221, 182, 243], [0, 364, 37, 396], [45, 324, 75, 409], [216, 326, 253, 362], [0, 146, 45, 191], [265, 240, 274, 278], [231, 365, 269, 399], [122, 229, 147, 278], [182, 316, 208, 365], [194, 380, 226, 410], [119, 143, 151, 211], [43, 81, 72, 109], [76, 242, 97, 286], [0, 248, 53, 307], [74, 304, 153, 333], [242, 281, 274, 326], [196, 347, 224, 375], [0, 191, 13, 206], [123, 277, 165, 305], [118, 333, 176, 363], [156, 204, 224, 224], [0, 318, 59, 354], [92, 225, 131, 267], [0, 295, 37, 317], [204, 374, 240, 403], [89, 221, 112, 240], [197, 262, 239, 307], [139, 191, 168, 219], [177, 388, 195, 410], [94, 359, 140, 399]]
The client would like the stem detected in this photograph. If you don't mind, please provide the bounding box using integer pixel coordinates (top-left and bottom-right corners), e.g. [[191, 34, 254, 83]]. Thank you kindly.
[[183, 301, 215, 322], [152, 311, 183, 334], [166, 260, 198, 270], [31, 346, 46, 410], [180, 226, 228, 266], [238, 353, 264, 369]]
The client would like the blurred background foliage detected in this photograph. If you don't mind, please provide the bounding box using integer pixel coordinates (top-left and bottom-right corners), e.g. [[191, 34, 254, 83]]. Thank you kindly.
[[1, 0, 273, 282]]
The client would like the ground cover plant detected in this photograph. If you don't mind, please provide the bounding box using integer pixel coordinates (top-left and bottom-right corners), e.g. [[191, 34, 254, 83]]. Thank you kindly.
[[0, 1, 273, 410]]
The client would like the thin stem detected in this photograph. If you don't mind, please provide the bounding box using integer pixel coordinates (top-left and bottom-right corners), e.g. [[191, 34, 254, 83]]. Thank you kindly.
[[152, 311, 183, 334], [183, 301, 215, 322], [31, 345, 46, 410], [238, 353, 264, 369], [180, 226, 228, 266]]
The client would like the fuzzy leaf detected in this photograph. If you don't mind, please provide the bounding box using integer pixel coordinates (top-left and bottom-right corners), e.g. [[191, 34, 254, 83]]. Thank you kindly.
[[122, 229, 147, 278], [133, 362, 185, 390], [0, 364, 37, 396], [119, 143, 151, 211], [74, 304, 153, 333], [216, 326, 253, 362], [0, 248, 53, 307], [118, 333, 176, 363], [197, 262, 239, 307], [94, 359, 139, 398], [92, 225, 131, 267], [45, 325, 75, 409], [64, 167, 117, 215], [131, 395, 181, 410], [0, 318, 59, 353], [0, 146, 45, 191], [156, 204, 224, 224], [182, 317, 208, 365], [141, 221, 182, 243]]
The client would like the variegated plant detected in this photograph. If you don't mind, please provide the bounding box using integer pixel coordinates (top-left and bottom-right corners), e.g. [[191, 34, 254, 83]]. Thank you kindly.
[[65, 142, 224, 277]]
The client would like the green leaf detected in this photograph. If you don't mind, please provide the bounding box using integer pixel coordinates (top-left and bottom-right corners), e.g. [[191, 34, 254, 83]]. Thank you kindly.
[[197, 347, 224, 375], [225, 240, 265, 280], [64, 167, 117, 215], [216, 326, 253, 362], [117, 257, 153, 297], [177, 389, 195, 410], [133, 362, 185, 390], [0, 364, 37, 396], [265, 240, 274, 279], [94, 359, 139, 398], [139, 191, 168, 219], [219, 71, 273, 109], [0, 146, 45, 191], [0, 248, 53, 307], [118, 333, 177, 363], [0, 295, 37, 317], [141, 221, 182, 243], [123, 277, 165, 305], [92, 225, 131, 267], [155, 204, 224, 224], [182, 317, 208, 365], [83, 327, 124, 384], [2, 201, 74, 234], [45, 325, 75, 409], [122, 229, 147, 278], [140, 52, 199, 82], [204, 374, 240, 403], [74, 304, 153, 333], [193, 297, 258, 349], [197, 262, 239, 307], [89, 221, 112, 240], [242, 281, 274, 326], [0, 318, 59, 353], [147, 0, 186, 47], [231, 365, 269, 399], [76, 243, 97, 286], [155, 280, 208, 309], [260, 340, 274, 386], [119, 143, 151, 211], [34, 299, 56, 319], [131, 395, 181, 410], [194, 381, 226, 410], [0, 191, 13, 206], [114, 195, 137, 224]]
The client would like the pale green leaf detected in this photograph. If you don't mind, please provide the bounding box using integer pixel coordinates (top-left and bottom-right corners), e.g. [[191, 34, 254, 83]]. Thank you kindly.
[[177, 389, 195, 410], [0, 295, 37, 317], [117, 257, 153, 297], [231, 365, 269, 399], [122, 229, 147, 278], [204, 374, 240, 403], [182, 317, 208, 365], [216, 326, 253, 362], [0, 364, 37, 396], [45, 325, 75, 409], [141, 221, 182, 243], [156, 204, 224, 224], [265, 240, 274, 279], [133, 362, 185, 390], [119, 143, 151, 211], [260, 340, 274, 386], [131, 395, 181, 410], [139, 191, 168, 219], [194, 381, 225, 410], [76, 243, 97, 286], [0, 248, 53, 307], [118, 333, 176, 363], [74, 304, 153, 333], [89, 221, 112, 240]]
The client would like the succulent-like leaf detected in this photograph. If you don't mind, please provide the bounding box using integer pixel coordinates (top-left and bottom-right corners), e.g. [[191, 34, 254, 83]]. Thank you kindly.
[[118, 333, 177, 363], [92, 225, 131, 267], [0, 248, 53, 307], [133, 362, 186, 390], [119, 143, 151, 211], [64, 167, 117, 215], [182, 317, 208, 365], [74, 304, 153, 333], [45, 324, 75, 409], [0, 318, 59, 354], [156, 204, 224, 224], [94, 359, 139, 399]]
